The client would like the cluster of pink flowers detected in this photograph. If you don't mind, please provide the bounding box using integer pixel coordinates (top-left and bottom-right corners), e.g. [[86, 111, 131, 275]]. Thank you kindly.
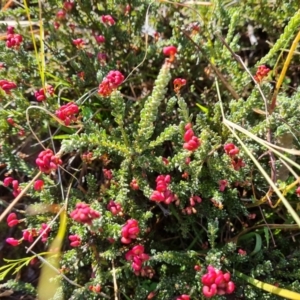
[[163, 45, 177, 62], [224, 143, 245, 171], [3, 177, 21, 197], [6, 26, 23, 49], [7, 213, 19, 227], [6, 223, 50, 246], [98, 70, 125, 97], [81, 151, 93, 164], [183, 123, 201, 151], [201, 266, 235, 298], [173, 78, 187, 93], [296, 186, 300, 197], [73, 38, 85, 49], [23, 228, 37, 243], [39, 223, 51, 242], [103, 168, 113, 180], [100, 15, 115, 26], [254, 65, 270, 83], [70, 202, 101, 225], [130, 178, 139, 190], [182, 195, 202, 215], [55, 102, 79, 125], [34, 85, 54, 102], [0, 79, 17, 94], [36, 149, 62, 173], [69, 234, 81, 247], [150, 175, 176, 204], [107, 200, 122, 216], [125, 245, 150, 275], [121, 219, 140, 244]]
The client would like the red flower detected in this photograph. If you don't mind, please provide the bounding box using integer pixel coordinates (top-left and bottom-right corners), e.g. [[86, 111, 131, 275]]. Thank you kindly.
[[63, 1, 74, 11], [98, 71, 125, 97], [6, 237, 19, 246], [183, 124, 200, 151], [34, 180, 44, 191], [72, 38, 85, 49], [56, 9, 67, 20], [201, 266, 235, 298], [7, 213, 19, 227], [219, 180, 228, 192], [34, 88, 46, 102], [163, 45, 177, 62], [3, 176, 14, 187], [173, 78, 186, 93], [69, 234, 81, 247], [107, 200, 122, 215], [94, 35, 105, 44], [70, 202, 101, 225], [254, 65, 270, 83], [163, 45, 177, 56], [36, 149, 62, 174], [121, 219, 140, 244], [100, 15, 115, 26], [0, 79, 17, 94], [55, 102, 79, 125]]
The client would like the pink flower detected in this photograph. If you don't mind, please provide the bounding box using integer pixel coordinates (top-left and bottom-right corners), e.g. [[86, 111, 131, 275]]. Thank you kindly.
[[224, 143, 239, 157], [98, 71, 125, 97], [94, 35, 105, 44], [100, 15, 115, 26], [254, 65, 270, 83], [130, 178, 139, 190], [103, 169, 113, 180], [219, 180, 228, 192], [7, 213, 19, 227], [173, 78, 186, 93], [121, 219, 140, 244], [63, 1, 74, 11], [0, 79, 17, 94], [70, 202, 100, 225], [6, 237, 19, 246], [3, 176, 14, 187], [238, 249, 247, 256], [56, 9, 67, 20], [107, 200, 122, 215], [183, 124, 200, 151], [150, 175, 175, 205], [55, 102, 79, 125], [34, 180, 44, 191], [163, 45, 177, 56], [201, 266, 235, 298], [125, 245, 150, 275], [34, 88, 46, 101], [69, 234, 81, 247], [73, 38, 85, 49], [39, 223, 51, 242], [36, 149, 62, 174], [23, 229, 37, 243]]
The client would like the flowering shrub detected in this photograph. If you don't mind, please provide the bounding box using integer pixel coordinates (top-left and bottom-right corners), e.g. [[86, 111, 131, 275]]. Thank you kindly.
[[1, 1, 300, 300]]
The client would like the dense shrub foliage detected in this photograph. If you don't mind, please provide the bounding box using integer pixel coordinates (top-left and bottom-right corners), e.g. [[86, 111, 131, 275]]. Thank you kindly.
[[1, 1, 300, 299]]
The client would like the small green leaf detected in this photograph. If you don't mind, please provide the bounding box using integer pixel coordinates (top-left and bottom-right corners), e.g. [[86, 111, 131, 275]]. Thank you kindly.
[[196, 103, 209, 115]]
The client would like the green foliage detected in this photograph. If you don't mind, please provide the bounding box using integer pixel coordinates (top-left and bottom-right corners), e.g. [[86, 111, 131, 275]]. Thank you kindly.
[[2, 0, 300, 299]]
